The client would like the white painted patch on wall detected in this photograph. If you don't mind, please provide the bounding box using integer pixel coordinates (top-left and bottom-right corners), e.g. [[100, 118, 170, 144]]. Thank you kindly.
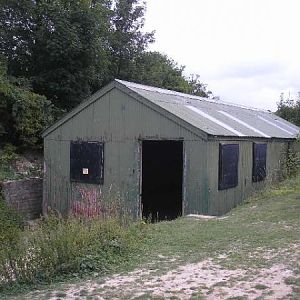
[[186, 105, 245, 136], [218, 111, 270, 138]]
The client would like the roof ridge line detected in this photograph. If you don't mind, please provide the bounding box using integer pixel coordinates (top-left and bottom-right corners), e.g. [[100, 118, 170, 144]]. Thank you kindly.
[[115, 79, 271, 113]]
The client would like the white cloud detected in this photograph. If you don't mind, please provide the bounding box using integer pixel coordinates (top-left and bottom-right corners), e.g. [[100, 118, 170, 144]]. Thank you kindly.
[[143, 0, 300, 111], [213, 60, 285, 80]]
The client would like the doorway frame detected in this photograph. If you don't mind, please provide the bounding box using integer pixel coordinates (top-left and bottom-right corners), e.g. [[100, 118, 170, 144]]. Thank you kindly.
[[137, 138, 186, 219]]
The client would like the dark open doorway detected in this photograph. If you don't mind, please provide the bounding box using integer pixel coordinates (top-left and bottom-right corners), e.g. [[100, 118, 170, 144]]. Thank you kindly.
[[141, 140, 183, 221]]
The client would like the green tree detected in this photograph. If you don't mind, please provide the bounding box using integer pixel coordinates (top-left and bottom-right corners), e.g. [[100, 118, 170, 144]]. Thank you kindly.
[[0, 0, 36, 78], [109, 0, 155, 79], [31, 0, 113, 110], [0, 0, 112, 110], [187, 74, 213, 98], [128, 51, 212, 97], [0, 0, 155, 110], [0, 60, 53, 148], [0, 0, 211, 114], [276, 92, 300, 126]]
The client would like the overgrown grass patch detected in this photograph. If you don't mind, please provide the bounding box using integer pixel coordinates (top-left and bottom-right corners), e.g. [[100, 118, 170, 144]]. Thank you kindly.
[[0, 195, 24, 288], [0, 209, 148, 294]]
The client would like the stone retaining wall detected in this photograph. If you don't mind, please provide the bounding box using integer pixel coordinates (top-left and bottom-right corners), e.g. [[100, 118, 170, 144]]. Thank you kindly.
[[1, 178, 43, 220]]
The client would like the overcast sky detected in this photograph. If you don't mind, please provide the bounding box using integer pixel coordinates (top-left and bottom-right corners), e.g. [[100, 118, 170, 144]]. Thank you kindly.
[[143, 0, 300, 111]]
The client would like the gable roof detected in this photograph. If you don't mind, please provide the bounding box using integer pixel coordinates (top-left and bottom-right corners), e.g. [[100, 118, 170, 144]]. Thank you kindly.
[[116, 80, 300, 139], [43, 79, 300, 139]]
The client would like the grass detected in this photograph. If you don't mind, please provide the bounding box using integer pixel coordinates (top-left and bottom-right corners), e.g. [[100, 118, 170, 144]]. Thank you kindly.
[[132, 175, 300, 273], [254, 284, 268, 290], [1, 175, 300, 299]]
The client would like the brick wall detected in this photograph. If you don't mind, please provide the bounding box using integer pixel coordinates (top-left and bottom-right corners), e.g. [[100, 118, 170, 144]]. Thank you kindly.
[[1, 178, 43, 220]]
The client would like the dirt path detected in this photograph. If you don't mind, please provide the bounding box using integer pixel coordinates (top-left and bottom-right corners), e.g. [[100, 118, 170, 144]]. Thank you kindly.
[[13, 245, 300, 300], [59, 260, 293, 300]]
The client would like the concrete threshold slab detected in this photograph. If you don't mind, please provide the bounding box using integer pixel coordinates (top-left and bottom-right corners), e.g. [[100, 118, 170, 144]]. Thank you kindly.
[[186, 214, 217, 220]]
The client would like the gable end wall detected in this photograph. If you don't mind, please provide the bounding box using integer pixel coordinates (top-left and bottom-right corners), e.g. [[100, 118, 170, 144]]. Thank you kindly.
[[43, 88, 208, 217]]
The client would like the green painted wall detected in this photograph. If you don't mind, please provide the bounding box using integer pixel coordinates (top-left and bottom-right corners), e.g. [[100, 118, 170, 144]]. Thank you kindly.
[[44, 88, 208, 217], [206, 139, 288, 215], [44, 87, 291, 217]]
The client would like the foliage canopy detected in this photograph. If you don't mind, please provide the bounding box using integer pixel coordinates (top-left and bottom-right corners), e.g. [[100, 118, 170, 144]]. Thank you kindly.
[[0, 0, 212, 149], [0, 61, 54, 148], [276, 92, 300, 127]]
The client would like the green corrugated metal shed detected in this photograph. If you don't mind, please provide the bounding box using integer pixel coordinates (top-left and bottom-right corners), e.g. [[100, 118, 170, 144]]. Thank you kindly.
[[42, 80, 300, 218]]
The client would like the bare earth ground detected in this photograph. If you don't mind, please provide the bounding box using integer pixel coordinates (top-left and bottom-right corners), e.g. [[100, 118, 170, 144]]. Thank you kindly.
[[9, 243, 299, 300]]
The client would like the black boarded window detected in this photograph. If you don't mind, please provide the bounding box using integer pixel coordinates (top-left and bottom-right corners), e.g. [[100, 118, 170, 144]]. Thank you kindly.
[[252, 143, 267, 182], [70, 141, 104, 184], [218, 144, 239, 190]]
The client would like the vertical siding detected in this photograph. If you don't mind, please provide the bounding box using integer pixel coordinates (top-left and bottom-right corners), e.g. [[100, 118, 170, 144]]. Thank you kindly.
[[44, 88, 207, 217], [206, 139, 288, 215], [267, 140, 288, 182], [184, 140, 208, 214], [44, 87, 291, 217]]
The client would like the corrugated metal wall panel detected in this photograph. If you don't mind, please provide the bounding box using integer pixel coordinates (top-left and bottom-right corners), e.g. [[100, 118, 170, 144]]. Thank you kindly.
[[44, 88, 207, 217], [206, 139, 288, 215], [44, 86, 292, 217]]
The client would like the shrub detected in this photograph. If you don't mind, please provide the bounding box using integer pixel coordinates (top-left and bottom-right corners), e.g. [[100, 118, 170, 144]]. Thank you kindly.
[[0, 60, 54, 148], [28, 215, 131, 279], [286, 147, 300, 177], [281, 142, 300, 179]]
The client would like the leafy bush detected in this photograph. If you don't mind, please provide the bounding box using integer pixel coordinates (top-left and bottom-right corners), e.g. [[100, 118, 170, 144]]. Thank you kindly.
[[280, 141, 300, 180], [286, 147, 300, 177], [0, 61, 54, 148]]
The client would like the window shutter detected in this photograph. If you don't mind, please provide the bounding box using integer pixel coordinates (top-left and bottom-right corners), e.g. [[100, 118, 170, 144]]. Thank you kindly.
[[252, 143, 267, 182], [218, 143, 239, 190], [70, 141, 104, 184]]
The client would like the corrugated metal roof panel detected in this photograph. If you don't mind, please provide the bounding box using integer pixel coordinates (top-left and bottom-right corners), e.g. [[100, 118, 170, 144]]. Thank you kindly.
[[117, 79, 300, 139]]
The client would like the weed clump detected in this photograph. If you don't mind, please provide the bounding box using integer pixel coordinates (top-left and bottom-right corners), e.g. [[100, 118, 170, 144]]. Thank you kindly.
[[0, 196, 24, 285], [0, 206, 147, 290]]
